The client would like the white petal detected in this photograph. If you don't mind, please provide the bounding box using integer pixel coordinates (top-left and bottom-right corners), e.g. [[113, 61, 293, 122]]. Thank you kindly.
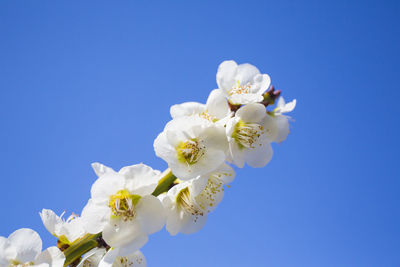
[[236, 63, 260, 85], [39, 209, 63, 237], [245, 142, 273, 168], [153, 131, 177, 160], [211, 163, 236, 185], [235, 103, 266, 123], [120, 250, 146, 267], [81, 200, 111, 234], [0, 237, 16, 265], [274, 115, 290, 143], [260, 113, 279, 142], [8, 228, 42, 263], [251, 73, 271, 95], [112, 250, 146, 267], [179, 213, 208, 235], [170, 102, 206, 118], [165, 205, 185, 236], [120, 164, 161, 196], [117, 235, 148, 257], [277, 96, 285, 109], [135, 195, 166, 235], [275, 97, 296, 114], [190, 176, 208, 197], [229, 140, 245, 168], [91, 162, 116, 177], [34, 247, 65, 267], [91, 173, 125, 201], [98, 248, 119, 267], [102, 219, 143, 249], [216, 60, 238, 91], [77, 248, 106, 267], [201, 124, 228, 152], [229, 93, 263, 105], [59, 217, 85, 243], [205, 89, 230, 120]]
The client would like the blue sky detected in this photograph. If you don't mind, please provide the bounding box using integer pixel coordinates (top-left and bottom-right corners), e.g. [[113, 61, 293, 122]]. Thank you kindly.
[[0, 1, 399, 266]]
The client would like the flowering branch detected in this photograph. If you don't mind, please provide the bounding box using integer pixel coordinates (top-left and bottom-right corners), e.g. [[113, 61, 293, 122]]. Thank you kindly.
[[63, 169, 177, 266], [0, 60, 296, 267]]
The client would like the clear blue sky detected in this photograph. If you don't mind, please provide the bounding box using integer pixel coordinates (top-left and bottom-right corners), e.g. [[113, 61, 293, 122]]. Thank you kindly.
[[0, 1, 399, 266]]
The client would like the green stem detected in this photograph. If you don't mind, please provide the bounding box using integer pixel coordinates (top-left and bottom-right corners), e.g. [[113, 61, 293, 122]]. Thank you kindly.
[[63, 169, 176, 266], [63, 233, 101, 266]]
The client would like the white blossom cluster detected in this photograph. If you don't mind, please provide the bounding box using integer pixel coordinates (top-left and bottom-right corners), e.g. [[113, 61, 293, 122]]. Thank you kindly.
[[0, 60, 295, 267]]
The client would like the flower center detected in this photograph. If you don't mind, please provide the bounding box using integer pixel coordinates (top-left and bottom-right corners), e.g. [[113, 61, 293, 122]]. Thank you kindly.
[[199, 111, 218, 122], [176, 187, 203, 218], [229, 81, 251, 96], [176, 139, 205, 165], [109, 189, 141, 221], [232, 120, 265, 149]]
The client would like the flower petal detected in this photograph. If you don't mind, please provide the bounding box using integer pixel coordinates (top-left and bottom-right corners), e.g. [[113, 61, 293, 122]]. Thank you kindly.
[[275, 97, 296, 114], [39, 209, 63, 237], [98, 248, 119, 267], [0, 237, 16, 265], [206, 89, 230, 120], [190, 176, 208, 197], [102, 219, 143, 249], [228, 140, 245, 168], [274, 115, 290, 143], [170, 102, 206, 119], [8, 228, 42, 263], [59, 217, 85, 243], [216, 60, 238, 92], [235, 103, 266, 123], [118, 235, 148, 257], [165, 206, 185, 236], [120, 164, 161, 197], [211, 163, 236, 185], [121, 250, 146, 266], [245, 142, 273, 168], [236, 63, 260, 85], [91, 173, 125, 202], [77, 248, 106, 267], [135, 195, 166, 235], [91, 162, 116, 177], [179, 212, 208, 235], [81, 200, 111, 234], [34, 246, 65, 267]]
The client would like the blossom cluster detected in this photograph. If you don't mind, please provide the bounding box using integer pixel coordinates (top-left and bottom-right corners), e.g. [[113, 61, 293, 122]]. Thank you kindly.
[[0, 60, 295, 267]]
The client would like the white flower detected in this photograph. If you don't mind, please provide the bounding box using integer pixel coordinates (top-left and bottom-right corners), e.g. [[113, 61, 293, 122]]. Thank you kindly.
[[267, 97, 296, 143], [161, 163, 235, 236], [39, 209, 86, 245], [0, 228, 65, 267], [226, 103, 274, 168], [154, 116, 228, 180], [81, 163, 166, 256], [170, 89, 231, 123], [98, 248, 146, 267], [217, 60, 271, 105]]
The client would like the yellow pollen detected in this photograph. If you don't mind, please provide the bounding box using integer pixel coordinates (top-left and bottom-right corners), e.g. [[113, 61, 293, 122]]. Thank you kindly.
[[232, 120, 265, 149], [228, 81, 251, 96], [109, 189, 141, 221], [199, 110, 218, 122], [176, 139, 205, 165]]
